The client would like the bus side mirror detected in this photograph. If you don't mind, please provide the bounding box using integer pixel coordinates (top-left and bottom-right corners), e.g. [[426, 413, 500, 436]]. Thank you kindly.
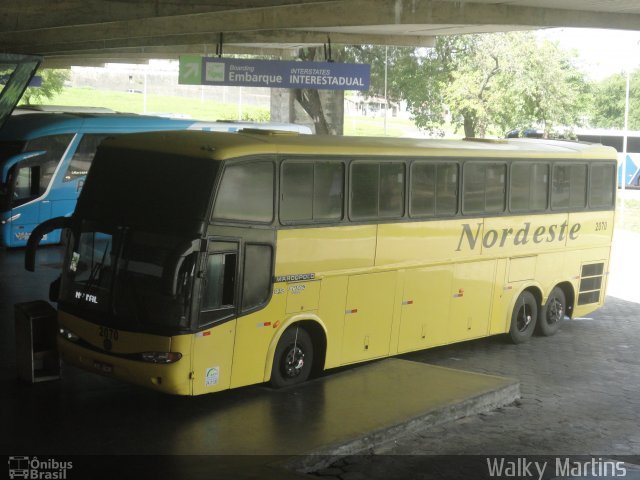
[[162, 238, 204, 296], [25, 216, 71, 272]]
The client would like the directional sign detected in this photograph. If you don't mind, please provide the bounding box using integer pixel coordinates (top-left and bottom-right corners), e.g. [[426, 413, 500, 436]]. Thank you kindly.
[[179, 57, 370, 91], [178, 55, 203, 85]]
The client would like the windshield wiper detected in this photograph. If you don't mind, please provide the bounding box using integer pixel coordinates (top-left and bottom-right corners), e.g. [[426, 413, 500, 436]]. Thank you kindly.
[[78, 237, 110, 304]]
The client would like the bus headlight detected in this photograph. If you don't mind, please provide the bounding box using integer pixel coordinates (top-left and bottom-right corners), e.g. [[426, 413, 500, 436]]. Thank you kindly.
[[59, 327, 80, 342], [140, 352, 182, 364]]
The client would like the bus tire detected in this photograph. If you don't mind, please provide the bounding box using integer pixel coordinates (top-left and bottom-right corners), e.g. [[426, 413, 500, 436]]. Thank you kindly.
[[270, 326, 314, 388], [509, 291, 538, 344], [537, 287, 566, 337]]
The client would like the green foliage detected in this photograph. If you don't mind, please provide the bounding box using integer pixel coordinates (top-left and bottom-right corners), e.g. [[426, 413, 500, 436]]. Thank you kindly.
[[19, 69, 70, 105], [240, 110, 270, 122], [345, 33, 589, 138], [590, 71, 640, 130]]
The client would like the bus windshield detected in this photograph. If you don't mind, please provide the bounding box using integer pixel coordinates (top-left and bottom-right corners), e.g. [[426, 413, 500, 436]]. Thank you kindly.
[[60, 224, 197, 332], [76, 146, 218, 234]]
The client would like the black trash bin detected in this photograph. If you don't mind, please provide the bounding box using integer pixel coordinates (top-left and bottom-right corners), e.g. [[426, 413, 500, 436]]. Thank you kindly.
[[15, 300, 60, 383]]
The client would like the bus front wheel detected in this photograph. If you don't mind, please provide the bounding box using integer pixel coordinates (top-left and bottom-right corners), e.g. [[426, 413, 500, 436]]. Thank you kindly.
[[270, 326, 314, 388], [509, 291, 538, 344], [537, 287, 566, 337]]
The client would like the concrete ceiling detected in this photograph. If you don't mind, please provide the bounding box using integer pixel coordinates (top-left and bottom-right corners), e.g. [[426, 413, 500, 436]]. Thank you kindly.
[[2, 0, 640, 68]]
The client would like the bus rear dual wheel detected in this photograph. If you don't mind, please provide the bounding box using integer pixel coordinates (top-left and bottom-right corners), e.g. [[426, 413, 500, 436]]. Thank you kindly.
[[270, 326, 314, 388], [509, 287, 566, 344]]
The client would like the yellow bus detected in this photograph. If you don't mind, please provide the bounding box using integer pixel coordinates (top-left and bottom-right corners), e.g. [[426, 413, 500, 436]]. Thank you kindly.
[[26, 131, 616, 395]]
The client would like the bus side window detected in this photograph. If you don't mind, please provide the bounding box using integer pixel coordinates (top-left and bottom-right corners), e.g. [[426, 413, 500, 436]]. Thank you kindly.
[[242, 244, 273, 312], [463, 162, 506, 215], [212, 161, 274, 223], [552, 163, 587, 210], [590, 163, 615, 208], [200, 251, 237, 325], [64, 134, 110, 182], [13, 164, 39, 201], [23, 134, 74, 193]]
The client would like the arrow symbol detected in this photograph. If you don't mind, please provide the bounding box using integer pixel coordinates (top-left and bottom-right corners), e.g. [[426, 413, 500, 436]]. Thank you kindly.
[[184, 62, 199, 80]]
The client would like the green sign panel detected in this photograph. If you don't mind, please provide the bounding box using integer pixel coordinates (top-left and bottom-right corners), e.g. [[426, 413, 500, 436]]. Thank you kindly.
[[178, 55, 203, 85]]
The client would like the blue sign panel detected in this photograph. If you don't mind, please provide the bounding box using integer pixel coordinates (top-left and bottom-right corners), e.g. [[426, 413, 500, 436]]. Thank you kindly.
[[200, 58, 370, 91]]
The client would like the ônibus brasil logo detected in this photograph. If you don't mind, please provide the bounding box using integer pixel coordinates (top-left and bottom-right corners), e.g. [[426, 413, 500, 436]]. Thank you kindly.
[[8, 456, 73, 479]]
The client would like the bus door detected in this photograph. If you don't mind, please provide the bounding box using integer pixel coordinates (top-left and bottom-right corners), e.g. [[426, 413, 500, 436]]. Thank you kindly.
[[4, 133, 74, 246], [191, 239, 239, 395]]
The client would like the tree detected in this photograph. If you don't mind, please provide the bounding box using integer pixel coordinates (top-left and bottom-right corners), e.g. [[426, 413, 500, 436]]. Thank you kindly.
[[19, 69, 70, 105], [390, 32, 589, 138], [590, 71, 640, 130], [293, 47, 345, 135]]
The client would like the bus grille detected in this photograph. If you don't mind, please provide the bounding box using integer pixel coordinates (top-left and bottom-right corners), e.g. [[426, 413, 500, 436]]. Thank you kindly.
[[578, 263, 605, 305]]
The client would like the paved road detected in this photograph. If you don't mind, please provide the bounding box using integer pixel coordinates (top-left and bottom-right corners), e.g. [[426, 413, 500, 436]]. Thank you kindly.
[[310, 228, 640, 478]]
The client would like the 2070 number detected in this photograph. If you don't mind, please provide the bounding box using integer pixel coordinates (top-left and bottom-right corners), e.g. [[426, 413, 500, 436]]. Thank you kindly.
[[99, 326, 119, 341], [595, 221, 608, 232]]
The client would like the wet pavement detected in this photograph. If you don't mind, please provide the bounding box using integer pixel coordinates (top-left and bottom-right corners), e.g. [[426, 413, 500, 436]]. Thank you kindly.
[[2, 229, 639, 479]]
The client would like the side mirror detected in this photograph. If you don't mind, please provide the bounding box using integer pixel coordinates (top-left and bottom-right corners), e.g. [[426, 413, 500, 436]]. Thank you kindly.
[[25, 216, 71, 272], [162, 238, 203, 296]]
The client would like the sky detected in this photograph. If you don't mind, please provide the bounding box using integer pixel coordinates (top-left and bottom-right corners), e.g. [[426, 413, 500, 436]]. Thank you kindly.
[[537, 28, 640, 81]]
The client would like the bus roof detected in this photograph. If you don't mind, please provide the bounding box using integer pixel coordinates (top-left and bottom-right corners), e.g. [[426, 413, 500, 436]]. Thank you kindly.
[[99, 130, 618, 162], [0, 111, 199, 140]]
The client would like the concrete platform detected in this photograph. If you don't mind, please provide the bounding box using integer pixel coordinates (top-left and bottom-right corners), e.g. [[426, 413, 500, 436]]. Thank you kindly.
[[2, 358, 518, 478], [0, 246, 519, 479]]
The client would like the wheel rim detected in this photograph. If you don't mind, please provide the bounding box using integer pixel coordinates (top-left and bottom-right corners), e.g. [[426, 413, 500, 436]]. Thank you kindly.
[[282, 344, 305, 379], [547, 298, 564, 325], [516, 304, 533, 332]]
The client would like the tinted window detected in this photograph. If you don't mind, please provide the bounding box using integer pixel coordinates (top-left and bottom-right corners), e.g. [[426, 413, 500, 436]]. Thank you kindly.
[[437, 163, 458, 215], [25, 134, 74, 192], [351, 162, 404, 219], [410, 162, 458, 217], [552, 163, 587, 209], [351, 163, 379, 219], [511, 163, 549, 212], [64, 134, 109, 182], [213, 161, 274, 223], [314, 162, 344, 220], [242, 244, 272, 311], [280, 161, 344, 223], [410, 163, 435, 216], [463, 162, 506, 214], [281, 162, 313, 221], [379, 163, 405, 217], [590, 164, 615, 208], [202, 252, 236, 311]]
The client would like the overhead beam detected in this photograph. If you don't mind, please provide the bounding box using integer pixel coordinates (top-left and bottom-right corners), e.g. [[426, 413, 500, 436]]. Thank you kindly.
[[41, 45, 299, 64], [0, 0, 327, 31], [15, 30, 434, 56], [2, 0, 640, 50]]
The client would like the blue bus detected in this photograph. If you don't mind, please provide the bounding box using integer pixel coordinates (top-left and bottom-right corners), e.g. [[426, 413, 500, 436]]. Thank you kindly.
[[0, 107, 311, 247]]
